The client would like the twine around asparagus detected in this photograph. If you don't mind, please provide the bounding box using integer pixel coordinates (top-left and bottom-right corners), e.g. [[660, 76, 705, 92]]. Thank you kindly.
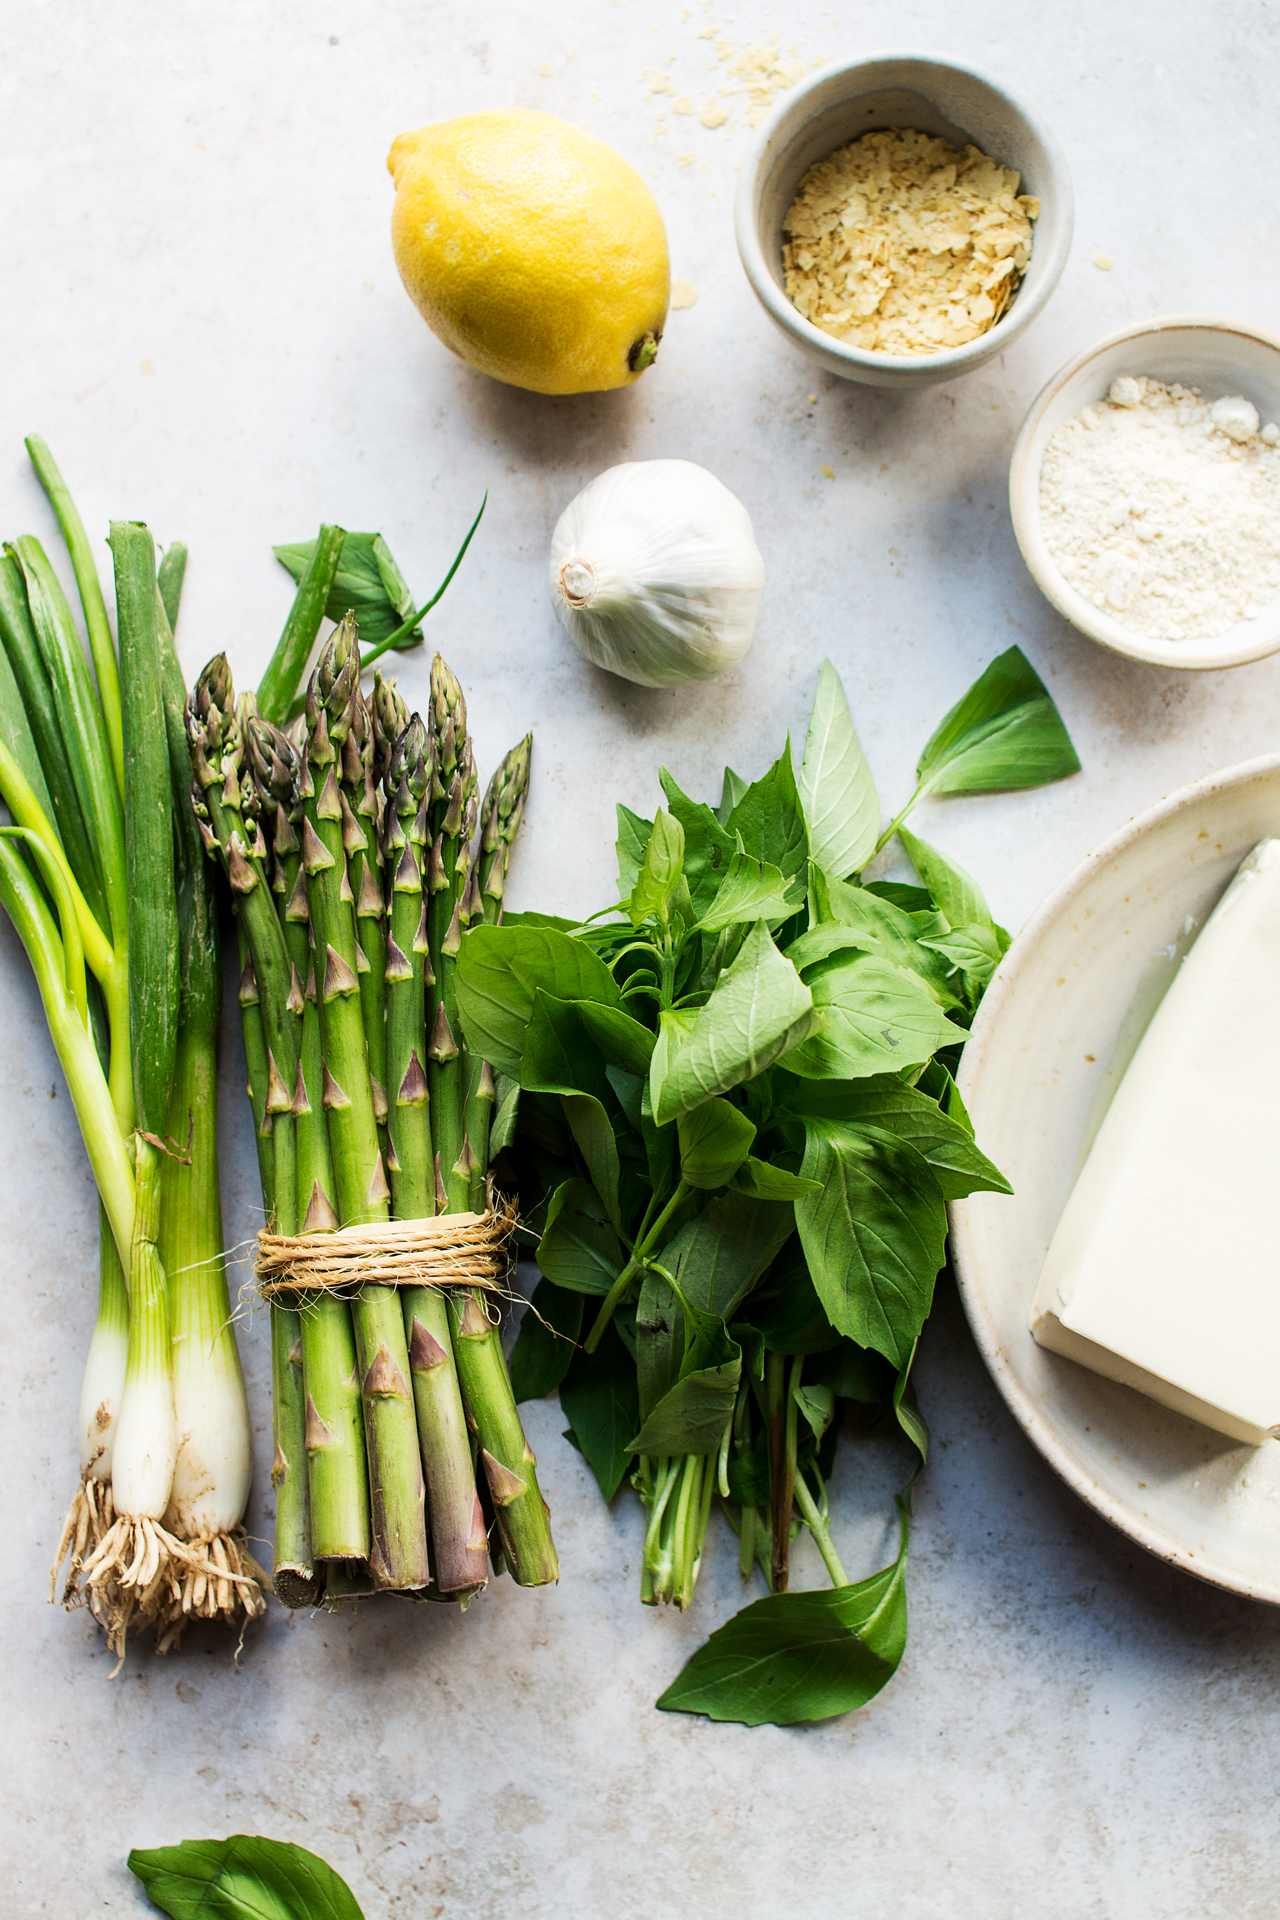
[[256, 1190, 518, 1299]]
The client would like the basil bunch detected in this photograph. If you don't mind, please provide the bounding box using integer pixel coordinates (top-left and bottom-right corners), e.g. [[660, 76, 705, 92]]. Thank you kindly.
[[457, 648, 1079, 1727]]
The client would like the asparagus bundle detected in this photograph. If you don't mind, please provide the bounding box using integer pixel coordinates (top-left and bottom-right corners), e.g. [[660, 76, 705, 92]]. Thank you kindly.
[[0, 440, 262, 1659], [189, 616, 556, 1601]]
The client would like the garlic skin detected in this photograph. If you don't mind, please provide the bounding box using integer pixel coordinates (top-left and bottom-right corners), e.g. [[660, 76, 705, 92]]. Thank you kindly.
[[549, 459, 765, 687]]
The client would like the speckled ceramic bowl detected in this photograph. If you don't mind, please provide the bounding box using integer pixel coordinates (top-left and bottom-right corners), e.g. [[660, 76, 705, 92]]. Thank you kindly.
[[1010, 316, 1280, 669], [734, 51, 1073, 390], [951, 755, 1280, 1603]]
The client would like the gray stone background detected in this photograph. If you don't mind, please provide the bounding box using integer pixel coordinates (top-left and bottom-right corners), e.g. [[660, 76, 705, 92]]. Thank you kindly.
[[4, 1, 1279, 1913]]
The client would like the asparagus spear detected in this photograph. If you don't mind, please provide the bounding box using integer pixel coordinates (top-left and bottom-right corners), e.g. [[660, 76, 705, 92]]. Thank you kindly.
[[383, 716, 488, 1594], [302, 620, 429, 1591], [427, 660, 557, 1588], [244, 709, 371, 1570]]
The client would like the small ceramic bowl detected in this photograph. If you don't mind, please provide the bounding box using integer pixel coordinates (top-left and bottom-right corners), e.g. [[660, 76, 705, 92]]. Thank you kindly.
[[1010, 317, 1280, 670], [734, 51, 1073, 391]]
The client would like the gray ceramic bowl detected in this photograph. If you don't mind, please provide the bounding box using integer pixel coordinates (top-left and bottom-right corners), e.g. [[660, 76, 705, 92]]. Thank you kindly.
[[734, 51, 1073, 390]]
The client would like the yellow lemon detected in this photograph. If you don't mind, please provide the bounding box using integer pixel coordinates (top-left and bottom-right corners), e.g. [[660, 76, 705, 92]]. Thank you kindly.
[[387, 110, 671, 396]]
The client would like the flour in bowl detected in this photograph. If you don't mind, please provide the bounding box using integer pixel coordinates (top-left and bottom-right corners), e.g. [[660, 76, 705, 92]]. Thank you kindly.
[[1039, 376, 1280, 640]]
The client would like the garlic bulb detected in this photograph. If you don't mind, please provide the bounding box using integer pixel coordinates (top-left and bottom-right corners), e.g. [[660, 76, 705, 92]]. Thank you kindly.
[[548, 459, 765, 687]]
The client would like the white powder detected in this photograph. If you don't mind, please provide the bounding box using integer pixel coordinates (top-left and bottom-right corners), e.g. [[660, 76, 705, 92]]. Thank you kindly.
[[1039, 376, 1280, 641]]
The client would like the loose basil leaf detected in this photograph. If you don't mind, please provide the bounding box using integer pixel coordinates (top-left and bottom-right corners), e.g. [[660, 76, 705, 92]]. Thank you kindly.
[[663, 1190, 795, 1326], [511, 1279, 583, 1400], [773, 1073, 1011, 1200], [724, 739, 809, 882], [489, 1072, 521, 1156], [656, 1503, 909, 1726], [796, 1122, 948, 1367], [536, 1178, 623, 1296], [659, 767, 736, 913], [695, 849, 798, 932], [783, 952, 967, 1082], [628, 1343, 741, 1455], [456, 924, 622, 1079], [677, 1096, 757, 1189], [717, 764, 748, 824], [729, 1156, 820, 1200], [898, 824, 996, 935], [652, 921, 818, 1124], [616, 803, 654, 899], [275, 529, 420, 653], [792, 1379, 835, 1441], [799, 659, 880, 880], [498, 908, 581, 932], [560, 1320, 639, 1502], [915, 644, 1081, 796], [629, 807, 685, 925], [128, 1835, 364, 1920]]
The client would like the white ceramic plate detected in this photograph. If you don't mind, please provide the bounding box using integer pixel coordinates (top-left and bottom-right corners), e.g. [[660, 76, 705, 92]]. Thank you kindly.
[[950, 755, 1280, 1602]]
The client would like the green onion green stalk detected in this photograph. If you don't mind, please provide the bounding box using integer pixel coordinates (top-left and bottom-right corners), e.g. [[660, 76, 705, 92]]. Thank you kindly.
[[0, 441, 262, 1662]]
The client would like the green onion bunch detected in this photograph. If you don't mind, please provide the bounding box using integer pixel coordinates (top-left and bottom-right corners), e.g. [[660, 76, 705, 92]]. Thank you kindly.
[[188, 615, 557, 1604], [0, 440, 262, 1662]]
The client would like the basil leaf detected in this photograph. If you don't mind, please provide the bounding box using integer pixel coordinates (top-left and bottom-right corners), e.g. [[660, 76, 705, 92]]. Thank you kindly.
[[809, 1339, 897, 1403], [729, 1156, 820, 1200], [783, 953, 967, 1081], [456, 924, 622, 1078], [637, 1266, 684, 1417], [128, 1835, 364, 1920], [747, 1243, 841, 1356], [717, 764, 748, 824], [511, 1279, 583, 1400], [560, 1320, 640, 1501], [800, 868, 964, 1010], [577, 1000, 656, 1076], [656, 1503, 909, 1726], [537, 1179, 623, 1296], [664, 1190, 795, 1321], [792, 1379, 835, 1441], [615, 804, 654, 899], [915, 644, 1081, 796], [799, 659, 880, 879], [919, 920, 1004, 991], [659, 767, 736, 913], [695, 850, 798, 932], [677, 1096, 757, 1189], [894, 1362, 929, 1478], [796, 1122, 947, 1366], [489, 1072, 521, 1156], [773, 1074, 1010, 1200], [898, 826, 1010, 953], [629, 807, 685, 925], [275, 530, 420, 652], [652, 922, 817, 1124], [724, 740, 809, 881], [628, 1342, 741, 1455]]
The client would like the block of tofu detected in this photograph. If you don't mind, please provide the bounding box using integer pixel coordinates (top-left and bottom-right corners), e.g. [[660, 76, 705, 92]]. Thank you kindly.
[[1030, 837, 1280, 1446]]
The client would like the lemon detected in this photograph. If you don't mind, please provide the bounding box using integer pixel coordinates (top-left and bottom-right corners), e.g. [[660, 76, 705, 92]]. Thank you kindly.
[[387, 110, 671, 396]]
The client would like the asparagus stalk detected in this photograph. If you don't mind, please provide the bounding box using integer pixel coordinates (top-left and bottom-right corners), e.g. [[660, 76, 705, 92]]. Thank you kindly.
[[303, 619, 428, 1591], [187, 660, 316, 1599], [464, 735, 531, 1212], [244, 709, 371, 1571], [427, 660, 557, 1587], [384, 716, 488, 1593]]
